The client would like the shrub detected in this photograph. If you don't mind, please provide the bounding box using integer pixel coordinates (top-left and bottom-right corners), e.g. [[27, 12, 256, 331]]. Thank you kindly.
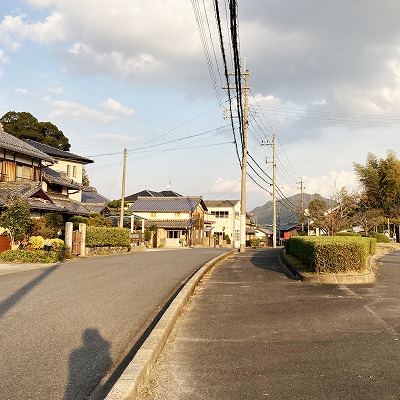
[[0, 249, 62, 263], [30, 218, 53, 238], [249, 238, 261, 247], [69, 216, 89, 230], [335, 232, 361, 237], [86, 226, 130, 248], [372, 233, 391, 243], [29, 236, 45, 249], [284, 236, 376, 274], [50, 238, 65, 249], [88, 212, 113, 227]]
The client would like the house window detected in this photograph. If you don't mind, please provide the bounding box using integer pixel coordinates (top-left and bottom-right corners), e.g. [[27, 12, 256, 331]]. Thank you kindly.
[[235, 230, 240, 241], [16, 164, 32, 181], [211, 211, 229, 218], [66, 165, 71, 177], [175, 212, 181, 218], [73, 166, 77, 178], [167, 230, 181, 239], [150, 212, 157, 218]]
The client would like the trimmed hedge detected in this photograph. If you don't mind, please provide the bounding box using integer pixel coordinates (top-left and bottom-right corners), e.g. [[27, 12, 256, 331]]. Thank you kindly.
[[284, 236, 376, 274], [85, 226, 130, 248], [372, 233, 391, 243], [0, 249, 62, 263]]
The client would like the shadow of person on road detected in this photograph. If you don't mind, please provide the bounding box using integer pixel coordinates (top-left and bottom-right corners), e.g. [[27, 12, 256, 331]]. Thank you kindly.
[[64, 328, 111, 400]]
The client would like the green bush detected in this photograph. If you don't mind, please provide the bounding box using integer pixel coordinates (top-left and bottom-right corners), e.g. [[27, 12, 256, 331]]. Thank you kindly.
[[0, 249, 62, 263], [372, 233, 391, 243], [29, 236, 45, 249], [50, 238, 65, 249], [335, 232, 361, 237], [284, 236, 376, 274], [69, 216, 89, 230], [249, 238, 261, 247], [86, 226, 130, 248]]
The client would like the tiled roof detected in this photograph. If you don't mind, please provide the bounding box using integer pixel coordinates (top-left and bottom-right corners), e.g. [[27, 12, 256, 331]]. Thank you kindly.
[[83, 203, 110, 213], [0, 128, 55, 163], [143, 219, 194, 229], [42, 167, 82, 189], [82, 187, 110, 203], [48, 194, 91, 215], [129, 196, 207, 212], [159, 190, 182, 197], [125, 189, 181, 202], [0, 181, 92, 214], [205, 200, 240, 208], [28, 197, 65, 212], [23, 139, 94, 164], [0, 181, 64, 211]]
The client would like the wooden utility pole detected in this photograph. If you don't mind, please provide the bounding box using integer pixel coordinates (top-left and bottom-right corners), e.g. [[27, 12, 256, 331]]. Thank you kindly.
[[119, 148, 127, 228]]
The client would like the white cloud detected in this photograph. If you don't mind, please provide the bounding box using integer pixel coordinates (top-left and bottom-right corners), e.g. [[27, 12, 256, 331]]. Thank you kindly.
[[304, 171, 360, 198], [14, 88, 28, 93], [101, 98, 135, 116], [0, 13, 65, 48], [45, 97, 119, 123], [211, 178, 241, 193]]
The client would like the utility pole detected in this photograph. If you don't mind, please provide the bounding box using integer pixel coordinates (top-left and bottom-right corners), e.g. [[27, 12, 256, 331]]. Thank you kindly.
[[119, 148, 127, 228], [271, 130, 276, 248], [297, 176, 305, 231], [239, 68, 249, 253], [223, 64, 250, 253], [262, 129, 277, 248]]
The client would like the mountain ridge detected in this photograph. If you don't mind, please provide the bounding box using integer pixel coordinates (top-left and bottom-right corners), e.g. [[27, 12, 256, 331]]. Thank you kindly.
[[250, 193, 335, 226]]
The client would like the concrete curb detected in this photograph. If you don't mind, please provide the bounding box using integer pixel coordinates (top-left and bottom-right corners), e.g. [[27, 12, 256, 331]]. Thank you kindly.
[[281, 252, 376, 284], [104, 250, 237, 400]]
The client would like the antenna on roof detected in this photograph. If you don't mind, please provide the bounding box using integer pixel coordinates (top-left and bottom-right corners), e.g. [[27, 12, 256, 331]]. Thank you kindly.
[[167, 181, 171, 190]]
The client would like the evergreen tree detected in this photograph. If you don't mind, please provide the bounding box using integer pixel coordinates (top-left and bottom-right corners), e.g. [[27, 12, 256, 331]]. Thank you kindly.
[[0, 111, 70, 150]]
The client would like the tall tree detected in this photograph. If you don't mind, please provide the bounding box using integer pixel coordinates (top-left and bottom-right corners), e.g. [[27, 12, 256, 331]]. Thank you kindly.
[[354, 150, 400, 219], [0, 197, 31, 249], [0, 111, 70, 151], [307, 188, 357, 235]]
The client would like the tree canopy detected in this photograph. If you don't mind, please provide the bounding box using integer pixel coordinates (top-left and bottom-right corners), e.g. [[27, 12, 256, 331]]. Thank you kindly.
[[306, 188, 357, 235], [354, 150, 400, 220], [0, 197, 31, 248], [0, 111, 70, 151]]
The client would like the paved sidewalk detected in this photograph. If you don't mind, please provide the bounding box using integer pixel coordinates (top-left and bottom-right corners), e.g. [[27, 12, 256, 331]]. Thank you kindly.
[[138, 248, 400, 400], [0, 262, 59, 276]]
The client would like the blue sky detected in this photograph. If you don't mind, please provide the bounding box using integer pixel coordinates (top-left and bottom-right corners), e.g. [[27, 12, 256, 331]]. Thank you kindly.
[[1, 0, 400, 212]]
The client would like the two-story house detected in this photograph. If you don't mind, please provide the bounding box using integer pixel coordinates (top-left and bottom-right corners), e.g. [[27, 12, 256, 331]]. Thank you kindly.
[[204, 200, 240, 248], [0, 125, 93, 218], [0, 125, 66, 217], [129, 196, 208, 247], [23, 139, 93, 202]]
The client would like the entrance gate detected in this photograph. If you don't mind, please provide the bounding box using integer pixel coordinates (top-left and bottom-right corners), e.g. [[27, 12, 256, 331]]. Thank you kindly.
[[72, 230, 82, 255]]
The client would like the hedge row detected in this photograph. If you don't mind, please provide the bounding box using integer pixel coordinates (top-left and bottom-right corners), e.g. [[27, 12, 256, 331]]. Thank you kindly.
[[284, 236, 376, 274], [85, 227, 130, 248], [0, 249, 62, 263]]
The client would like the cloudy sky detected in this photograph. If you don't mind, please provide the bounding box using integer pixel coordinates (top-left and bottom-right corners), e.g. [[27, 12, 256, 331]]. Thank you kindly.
[[1, 0, 400, 212]]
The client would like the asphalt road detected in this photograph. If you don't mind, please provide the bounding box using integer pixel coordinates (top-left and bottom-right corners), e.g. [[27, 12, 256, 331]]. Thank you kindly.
[[140, 248, 400, 400], [0, 248, 229, 400]]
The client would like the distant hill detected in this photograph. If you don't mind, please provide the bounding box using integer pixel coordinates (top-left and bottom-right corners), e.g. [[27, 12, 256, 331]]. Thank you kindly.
[[250, 193, 335, 227]]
